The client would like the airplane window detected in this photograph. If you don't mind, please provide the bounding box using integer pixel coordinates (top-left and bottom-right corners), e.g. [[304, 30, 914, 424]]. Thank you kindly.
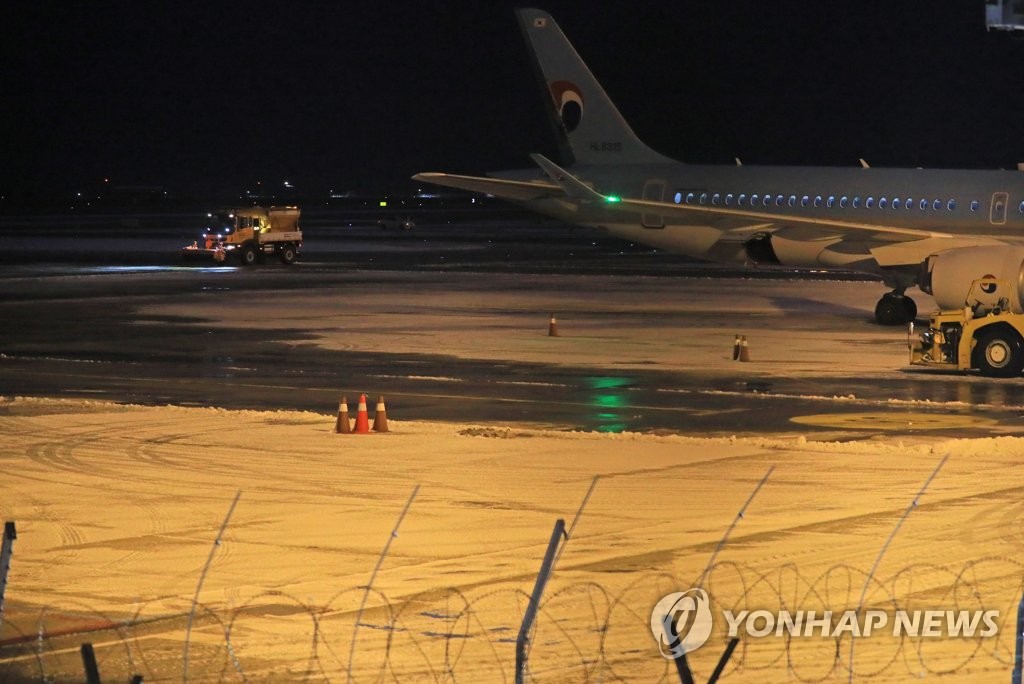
[[738, 194, 747, 206], [840, 196, 849, 208], [971, 200, 980, 212], [789, 195, 797, 207], [866, 197, 875, 208], [827, 196, 835, 208], [674, 192, 682, 204], [879, 197, 888, 209], [1018, 200, 1024, 213], [853, 196, 861, 208], [726, 193, 734, 205], [905, 198, 912, 209], [776, 195, 784, 206], [920, 199, 928, 210], [933, 199, 941, 211], [712, 193, 721, 205], [751, 194, 760, 205], [813, 196, 823, 207], [892, 198, 901, 209], [699, 192, 708, 204], [801, 195, 810, 207], [763, 195, 772, 207], [686, 192, 695, 204], [947, 199, 957, 211]]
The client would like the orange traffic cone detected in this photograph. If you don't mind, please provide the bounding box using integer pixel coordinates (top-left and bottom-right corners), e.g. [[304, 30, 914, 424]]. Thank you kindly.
[[372, 396, 389, 433], [732, 334, 741, 361], [739, 336, 751, 362], [334, 396, 352, 434], [354, 394, 370, 433], [548, 313, 559, 337]]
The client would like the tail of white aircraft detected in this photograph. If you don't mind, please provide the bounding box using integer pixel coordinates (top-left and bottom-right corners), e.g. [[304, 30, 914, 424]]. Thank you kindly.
[[516, 8, 675, 167]]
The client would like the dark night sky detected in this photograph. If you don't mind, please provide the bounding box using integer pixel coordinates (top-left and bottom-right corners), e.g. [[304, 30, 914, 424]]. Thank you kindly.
[[3, 1, 1024, 199]]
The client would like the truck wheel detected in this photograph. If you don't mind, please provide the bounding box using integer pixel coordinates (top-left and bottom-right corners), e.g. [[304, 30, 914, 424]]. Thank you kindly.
[[973, 328, 1024, 377], [239, 244, 258, 266], [279, 244, 297, 264]]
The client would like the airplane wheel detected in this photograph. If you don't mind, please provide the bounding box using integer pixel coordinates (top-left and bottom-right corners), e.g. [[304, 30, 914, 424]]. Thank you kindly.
[[875, 294, 905, 325], [973, 328, 1024, 377], [875, 293, 916, 325], [901, 296, 917, 322]]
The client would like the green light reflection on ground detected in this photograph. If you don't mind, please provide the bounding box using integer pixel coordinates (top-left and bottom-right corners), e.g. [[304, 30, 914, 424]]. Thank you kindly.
[[588, 377, 633, 433]]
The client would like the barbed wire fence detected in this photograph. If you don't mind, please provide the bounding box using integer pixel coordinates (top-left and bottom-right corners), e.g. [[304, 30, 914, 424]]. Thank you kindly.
[[1, 461, 1023, 682], [0, 557, 1021, 682]]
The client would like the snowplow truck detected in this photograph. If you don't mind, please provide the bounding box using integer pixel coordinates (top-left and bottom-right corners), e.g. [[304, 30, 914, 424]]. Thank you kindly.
[[182, 206, 302, 265]]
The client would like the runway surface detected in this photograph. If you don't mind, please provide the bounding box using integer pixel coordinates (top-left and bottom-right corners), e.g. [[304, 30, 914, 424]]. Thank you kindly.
[[2, 212, 1023, 438]]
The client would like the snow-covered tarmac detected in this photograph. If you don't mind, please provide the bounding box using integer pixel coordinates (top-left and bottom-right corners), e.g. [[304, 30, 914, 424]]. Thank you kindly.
[[2, 263, 1024, 681], [1, 393, 1022, 682]]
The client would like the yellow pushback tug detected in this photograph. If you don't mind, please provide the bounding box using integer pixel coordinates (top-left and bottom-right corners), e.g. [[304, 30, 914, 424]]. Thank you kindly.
[[909, 277, 1024, 377], [182, 206, 302, 265]]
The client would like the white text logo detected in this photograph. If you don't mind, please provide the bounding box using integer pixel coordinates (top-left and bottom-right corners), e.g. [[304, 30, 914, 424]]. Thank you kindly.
[[650, 589, 714, 658]]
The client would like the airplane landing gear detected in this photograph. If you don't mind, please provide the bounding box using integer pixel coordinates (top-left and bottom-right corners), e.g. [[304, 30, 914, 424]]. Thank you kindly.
[[875, 291, 917, 325]]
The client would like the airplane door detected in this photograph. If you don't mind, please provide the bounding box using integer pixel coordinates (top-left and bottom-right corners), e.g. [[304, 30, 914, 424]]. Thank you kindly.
[[642, 180, 665, 228], [990, 192, 1009, 225]]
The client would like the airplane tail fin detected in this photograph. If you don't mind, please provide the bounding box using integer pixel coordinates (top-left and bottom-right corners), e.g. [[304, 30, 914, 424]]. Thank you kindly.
[[516, 8, 675, 167]]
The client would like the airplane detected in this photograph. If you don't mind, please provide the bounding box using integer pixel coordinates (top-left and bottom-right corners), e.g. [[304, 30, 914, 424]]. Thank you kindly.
[[413, 8, 1024, 327]]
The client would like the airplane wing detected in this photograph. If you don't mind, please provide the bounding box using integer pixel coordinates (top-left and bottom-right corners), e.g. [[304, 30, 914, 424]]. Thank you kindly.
[[412, 172, 561, 202]]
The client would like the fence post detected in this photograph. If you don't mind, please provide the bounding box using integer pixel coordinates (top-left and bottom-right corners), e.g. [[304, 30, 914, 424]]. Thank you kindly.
[[1013, 593, 1023, 684], [81, 642, 101, 684], [515, 518, 565, 684], [0, 521, 15, 629], [708, 637, 740, 683], [664, 618, 695, 684], [347, 484, 419, 684], [848, 454, 948, 682], [184, 491, 241, 684]]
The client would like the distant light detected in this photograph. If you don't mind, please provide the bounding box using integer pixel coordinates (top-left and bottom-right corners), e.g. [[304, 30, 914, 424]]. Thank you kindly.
[[605, 195, 622, 203], [379, 201, 388, 207]]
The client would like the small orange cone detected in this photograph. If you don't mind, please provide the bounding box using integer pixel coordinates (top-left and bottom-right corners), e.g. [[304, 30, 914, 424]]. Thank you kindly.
[[548, 313, 559, 337], [354, 394, 370, 433], [732, 334, 741, 361], [334, 396, 352, 434], [739, 336, 751, 362], [372, 396, 389, 433]]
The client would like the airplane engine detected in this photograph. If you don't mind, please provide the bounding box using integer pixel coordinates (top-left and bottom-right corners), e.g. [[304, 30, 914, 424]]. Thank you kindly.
[[920, 246, 1024, 313]]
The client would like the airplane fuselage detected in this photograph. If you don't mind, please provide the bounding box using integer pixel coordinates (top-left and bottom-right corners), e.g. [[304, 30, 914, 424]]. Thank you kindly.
[[499, 163, 1024, 283]]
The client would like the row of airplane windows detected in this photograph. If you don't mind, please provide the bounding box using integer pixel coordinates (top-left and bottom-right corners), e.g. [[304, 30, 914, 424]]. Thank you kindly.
[[673, 191, 1024, 215]]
